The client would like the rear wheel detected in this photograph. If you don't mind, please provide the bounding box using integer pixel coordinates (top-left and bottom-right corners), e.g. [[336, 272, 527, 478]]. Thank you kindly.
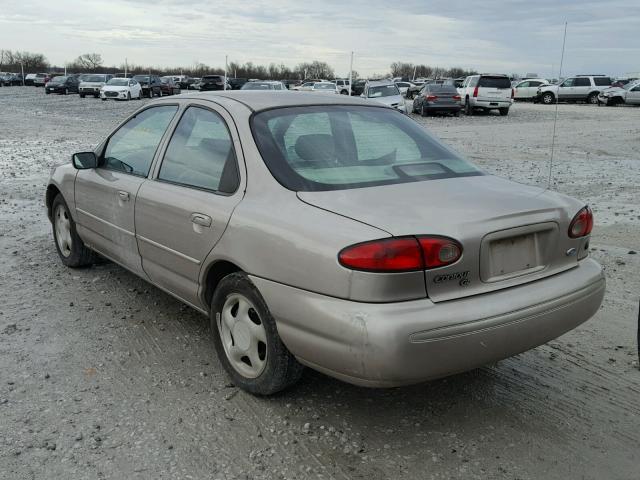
[[420, 105, 427, 117], [453, 110, 460, 117], [464, 98, 473, 115], [499, 107, 509, 116], [587, 93, 599, 105], [51, 194, 95, 268], [80, 94, 85, 98], [127, 92, 131, 101], [211, 273, 304, 395]]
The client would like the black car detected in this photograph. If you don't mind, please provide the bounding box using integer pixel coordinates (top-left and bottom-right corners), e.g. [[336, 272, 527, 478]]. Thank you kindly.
[[351, 79, 366, 96], [45, 75, 80, 95], [228, 77, 248, 90], [132, 75, 162, 97], [411, 84, 462, 116], [200, 75, 226, 91]]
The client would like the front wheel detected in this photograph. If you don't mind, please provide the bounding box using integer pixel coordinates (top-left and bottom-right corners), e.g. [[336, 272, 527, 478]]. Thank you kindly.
[[51, 194, 95, 268], [587, 93, 599, 105], [211, 273, 304, 395], [541, 92, 555, 104]]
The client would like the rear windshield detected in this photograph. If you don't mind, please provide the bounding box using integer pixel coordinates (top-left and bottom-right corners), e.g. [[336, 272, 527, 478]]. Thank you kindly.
[[251, 106, 482, 191], [242, 83, 274, 90], [478, 76, 511, 88], [427, 85, 458, 93], [593, 77, 612, 86], [108, 79, 129, 86]]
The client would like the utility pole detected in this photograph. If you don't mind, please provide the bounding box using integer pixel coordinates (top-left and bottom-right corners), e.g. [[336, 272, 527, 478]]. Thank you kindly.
[[348, 51, 354, 95], [20, 62, 24, 86], [224, 55, 228, 90], [125, 58, 128, 77], [64, 64, 67, 76], [412, 65, 417, 81]]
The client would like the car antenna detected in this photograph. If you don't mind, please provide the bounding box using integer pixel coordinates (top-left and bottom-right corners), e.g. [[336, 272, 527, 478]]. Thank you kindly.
[[548, 22, 568, 189]]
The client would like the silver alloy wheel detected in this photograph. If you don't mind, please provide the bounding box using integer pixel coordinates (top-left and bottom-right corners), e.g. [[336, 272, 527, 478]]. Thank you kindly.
[[54, 204, 72, 257], [219, 293, 268, 378]]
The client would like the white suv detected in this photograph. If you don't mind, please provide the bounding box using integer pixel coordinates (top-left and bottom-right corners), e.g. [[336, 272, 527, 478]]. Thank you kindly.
[[536, 75, 612, 105], [334, 79, 351, 95], [459, 74, 513, 116]]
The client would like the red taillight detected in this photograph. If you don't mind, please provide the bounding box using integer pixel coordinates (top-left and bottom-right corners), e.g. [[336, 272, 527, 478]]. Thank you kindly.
[[453, 95, 461, 101], [338, 236, 462, 272], [568, 206, 593, 238], [473, 86, 479, 97], [511, 88, 515, 99], [426, 95, 438, 101]]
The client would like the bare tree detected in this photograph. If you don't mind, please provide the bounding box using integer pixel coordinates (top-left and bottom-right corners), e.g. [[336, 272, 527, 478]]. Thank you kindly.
[[73, 53, 104, 71]]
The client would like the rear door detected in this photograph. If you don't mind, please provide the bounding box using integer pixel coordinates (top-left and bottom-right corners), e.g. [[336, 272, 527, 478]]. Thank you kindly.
[[135, 104, 245, 307], [74, 105, 179, 275]]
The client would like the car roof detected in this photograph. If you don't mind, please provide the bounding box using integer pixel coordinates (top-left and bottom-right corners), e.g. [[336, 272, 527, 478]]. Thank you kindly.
[[174, 91, 381, 112]]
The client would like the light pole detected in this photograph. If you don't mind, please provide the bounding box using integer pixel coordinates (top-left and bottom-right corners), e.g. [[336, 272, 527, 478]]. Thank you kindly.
[[20, 62, 25, 86], [224, 55, 228, 91], [348, 51, 354, 95]]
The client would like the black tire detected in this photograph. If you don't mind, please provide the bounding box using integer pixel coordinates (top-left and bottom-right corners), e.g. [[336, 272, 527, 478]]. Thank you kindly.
[[80, 94, 85, 98], [51, 194, 95, 268], [587, 93, 599, 105], [101, 98, 107, 101], [340, 89, 348, 95], [127, 92, 131, 101], [94, 94, 99, 98], [453, 110, 460, 117], [499, 107, 509, 116], [541, 92, 555, 104], [64, 88, 69, 95], [420, 105, 427, 117], [211, 272, 304, 395], [464, 98, 473, 115]]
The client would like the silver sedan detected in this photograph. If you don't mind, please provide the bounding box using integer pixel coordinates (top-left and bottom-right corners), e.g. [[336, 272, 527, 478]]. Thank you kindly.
[[46, 92, 605, 394]]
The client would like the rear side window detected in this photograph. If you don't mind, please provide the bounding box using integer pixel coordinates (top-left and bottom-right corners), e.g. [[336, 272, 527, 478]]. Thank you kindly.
[[478, 76, 511, 88], [594, 77, 612, 86], [251, 105, 482, 191], [159, 107, 239, 193], [103, 106, 178, 176]]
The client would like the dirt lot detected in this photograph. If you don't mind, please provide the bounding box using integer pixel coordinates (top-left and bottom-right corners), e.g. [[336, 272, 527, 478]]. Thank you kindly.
[[1, 87, 639, 480]]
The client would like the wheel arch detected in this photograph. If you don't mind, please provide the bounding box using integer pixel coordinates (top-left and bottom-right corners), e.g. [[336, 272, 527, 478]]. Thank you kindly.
[[45, 184, 62, 221], [201, 260, 243, 308]]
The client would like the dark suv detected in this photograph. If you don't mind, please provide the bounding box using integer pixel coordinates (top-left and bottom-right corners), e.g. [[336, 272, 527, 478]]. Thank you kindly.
[[132, 75, 162, 97], [199, 75, 226, 91], [228, 78, 248, 90], [45, 75, 80, 94]]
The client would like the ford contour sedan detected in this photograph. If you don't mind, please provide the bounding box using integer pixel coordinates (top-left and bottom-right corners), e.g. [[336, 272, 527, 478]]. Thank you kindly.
[[46, 92, 605, 395]]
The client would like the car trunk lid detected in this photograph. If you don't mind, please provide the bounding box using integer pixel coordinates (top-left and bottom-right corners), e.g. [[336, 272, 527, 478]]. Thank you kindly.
[[298, 175, 584, 302]]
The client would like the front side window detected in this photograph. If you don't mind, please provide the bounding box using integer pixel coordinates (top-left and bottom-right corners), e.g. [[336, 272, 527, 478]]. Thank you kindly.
[[102, 106, 178, 176], [252, 106, 482, 191], [561, 78, 575, 87], [574, 78, 590, 87], [158, 107, 239, 193]]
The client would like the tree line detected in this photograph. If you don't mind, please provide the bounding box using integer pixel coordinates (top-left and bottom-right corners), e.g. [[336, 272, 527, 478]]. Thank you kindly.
[[1, 49, 477, 80]]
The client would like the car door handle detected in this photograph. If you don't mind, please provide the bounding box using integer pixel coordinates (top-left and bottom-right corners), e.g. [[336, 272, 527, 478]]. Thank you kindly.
[[191, 213, 212, 228], [117, 190, 130, 201]]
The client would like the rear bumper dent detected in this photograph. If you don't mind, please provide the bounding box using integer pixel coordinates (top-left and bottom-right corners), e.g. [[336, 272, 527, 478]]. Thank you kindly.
[[251, 258, 605, 387]]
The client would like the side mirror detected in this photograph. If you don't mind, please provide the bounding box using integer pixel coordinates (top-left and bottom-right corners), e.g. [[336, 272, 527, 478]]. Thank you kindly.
[[72, 152, 98, 169]]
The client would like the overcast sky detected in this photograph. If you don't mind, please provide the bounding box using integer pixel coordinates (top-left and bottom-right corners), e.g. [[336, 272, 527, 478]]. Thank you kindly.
[[1, 0, 639, 77]]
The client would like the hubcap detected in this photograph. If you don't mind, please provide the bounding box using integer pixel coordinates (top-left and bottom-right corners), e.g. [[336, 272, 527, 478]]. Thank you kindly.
[[218, 294, 267, 378], [54, 204, 72, 257]]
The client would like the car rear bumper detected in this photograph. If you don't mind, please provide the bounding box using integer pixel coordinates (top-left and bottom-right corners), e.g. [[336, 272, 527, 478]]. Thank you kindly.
[[426, 104, 461, 112], [251, 258, 605, 387], [471, 99, 512, 109]]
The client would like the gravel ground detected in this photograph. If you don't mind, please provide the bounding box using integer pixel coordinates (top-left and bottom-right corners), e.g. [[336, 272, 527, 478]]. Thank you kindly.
[[1, 87, 639, 480]]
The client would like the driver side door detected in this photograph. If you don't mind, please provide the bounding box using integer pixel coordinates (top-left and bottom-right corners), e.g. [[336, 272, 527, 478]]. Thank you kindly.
[[74, 105, 178, 276]]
